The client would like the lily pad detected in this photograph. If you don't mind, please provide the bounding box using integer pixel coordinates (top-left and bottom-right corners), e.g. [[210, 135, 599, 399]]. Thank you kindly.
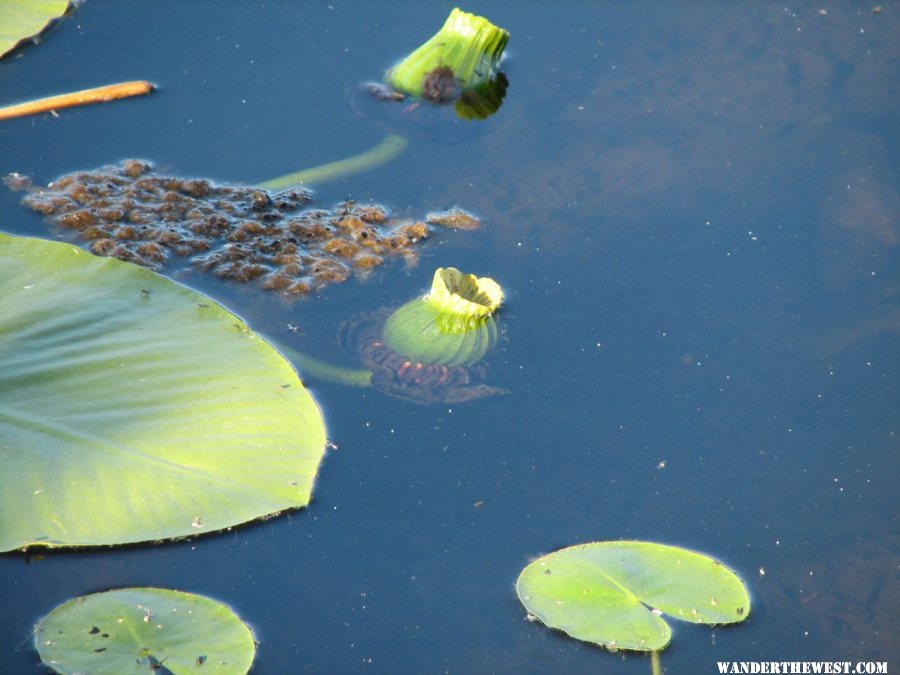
[[0, 232, 326, 551], [0, 0, 70, 59], [34, 587, 255, 674], [516, 541, 750, 652]]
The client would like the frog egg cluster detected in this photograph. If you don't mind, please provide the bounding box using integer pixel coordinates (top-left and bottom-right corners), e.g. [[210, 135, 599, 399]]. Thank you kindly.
[[10, 160, 431, 297]]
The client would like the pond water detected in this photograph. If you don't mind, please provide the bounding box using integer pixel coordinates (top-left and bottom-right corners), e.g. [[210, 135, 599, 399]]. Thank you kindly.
[[1, 1, 898, 673]]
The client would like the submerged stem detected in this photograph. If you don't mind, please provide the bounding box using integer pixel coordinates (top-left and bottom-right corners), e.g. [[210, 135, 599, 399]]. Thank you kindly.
[[651, 650, 662, 675], [278, 345, 372, 388], [259, 133, 409, 190]]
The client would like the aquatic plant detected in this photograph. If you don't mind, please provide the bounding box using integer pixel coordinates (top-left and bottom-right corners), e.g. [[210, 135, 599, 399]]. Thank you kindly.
[[0, 0, 70, 58], [34, 588, 255, 674], [386, 7, 509, 117], [0, 232, 327, 550], [259, 134, 410, 191], [382, 266, 503, 367], [288, 267, 507, 404], [517, 541, 751, 672], [263, 8, 509, 189]]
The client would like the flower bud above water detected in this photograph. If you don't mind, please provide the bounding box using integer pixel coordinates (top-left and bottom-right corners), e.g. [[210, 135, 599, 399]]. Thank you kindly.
[[382, 267, 503, 367]]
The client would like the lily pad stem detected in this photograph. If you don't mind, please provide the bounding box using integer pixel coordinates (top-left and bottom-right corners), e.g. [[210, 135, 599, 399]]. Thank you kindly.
[[259, 133, 408, 190], [278, 345, 373, 388], [651, 650, 662, 675]]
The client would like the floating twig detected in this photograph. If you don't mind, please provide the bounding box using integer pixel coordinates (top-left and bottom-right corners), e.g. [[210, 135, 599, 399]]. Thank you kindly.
[[0, 80, 155, 121]]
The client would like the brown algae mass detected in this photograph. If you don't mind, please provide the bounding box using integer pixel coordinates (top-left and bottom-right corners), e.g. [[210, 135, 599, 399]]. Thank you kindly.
[[10, 160, 434, 297], [425, 207, 481, 230]]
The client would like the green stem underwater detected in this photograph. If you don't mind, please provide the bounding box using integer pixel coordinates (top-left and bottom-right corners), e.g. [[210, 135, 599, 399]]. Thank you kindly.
[[259, 134, 409, 190], [279, 346, 373, 388]]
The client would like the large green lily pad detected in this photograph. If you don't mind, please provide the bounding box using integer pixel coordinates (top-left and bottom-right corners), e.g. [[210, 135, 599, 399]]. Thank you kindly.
[[516, 541, 750, 652], [34, 587, 255, 674], [0, 232, 326, 551], [0, 0, 70, 59]]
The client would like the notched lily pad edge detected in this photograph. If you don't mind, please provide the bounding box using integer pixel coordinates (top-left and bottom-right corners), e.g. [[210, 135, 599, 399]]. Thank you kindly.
[[522, 602, 751, 655], [521, 613, 672, 654], [517, 539, 753, 654], [1, 0, 75, 61]]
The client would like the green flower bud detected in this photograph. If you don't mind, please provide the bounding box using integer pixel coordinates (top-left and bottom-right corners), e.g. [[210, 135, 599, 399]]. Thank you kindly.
[[382, 267, 503, 367], [385, 8, 509, 102]]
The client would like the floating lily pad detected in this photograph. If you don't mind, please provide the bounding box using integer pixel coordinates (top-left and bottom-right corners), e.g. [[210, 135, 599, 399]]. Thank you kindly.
[[0, 232, 326, 551], [0, 0, 70, 59], [34, 587, 255, 674], [516, 541, 750, 652]]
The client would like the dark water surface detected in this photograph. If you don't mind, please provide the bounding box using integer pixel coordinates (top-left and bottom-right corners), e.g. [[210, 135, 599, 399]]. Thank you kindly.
[[1, 2, 898, 673]]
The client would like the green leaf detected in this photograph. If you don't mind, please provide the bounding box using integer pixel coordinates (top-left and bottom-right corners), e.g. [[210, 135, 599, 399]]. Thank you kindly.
[[34, 587, 255, 675], [516, 541, 751, 652], [0, 0, 70, 59], [0, 232, 327, 551]]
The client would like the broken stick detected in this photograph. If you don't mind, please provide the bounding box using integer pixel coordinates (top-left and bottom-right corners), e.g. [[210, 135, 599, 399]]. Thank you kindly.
[[0, 80, 155, 121]]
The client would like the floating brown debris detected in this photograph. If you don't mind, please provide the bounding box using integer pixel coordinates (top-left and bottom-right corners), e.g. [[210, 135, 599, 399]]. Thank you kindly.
[[421, 66, 461, 104], [425, 207, 481, 230], [10, 161, 437, 297], [2, 173, 32, 191]]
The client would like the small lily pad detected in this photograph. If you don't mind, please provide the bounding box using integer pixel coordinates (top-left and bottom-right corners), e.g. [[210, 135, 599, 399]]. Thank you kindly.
[[34, 587, 255, 674], [0, 0, 70, 59], [516, 541, 750, 652], [0, 232, 327, 550]]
